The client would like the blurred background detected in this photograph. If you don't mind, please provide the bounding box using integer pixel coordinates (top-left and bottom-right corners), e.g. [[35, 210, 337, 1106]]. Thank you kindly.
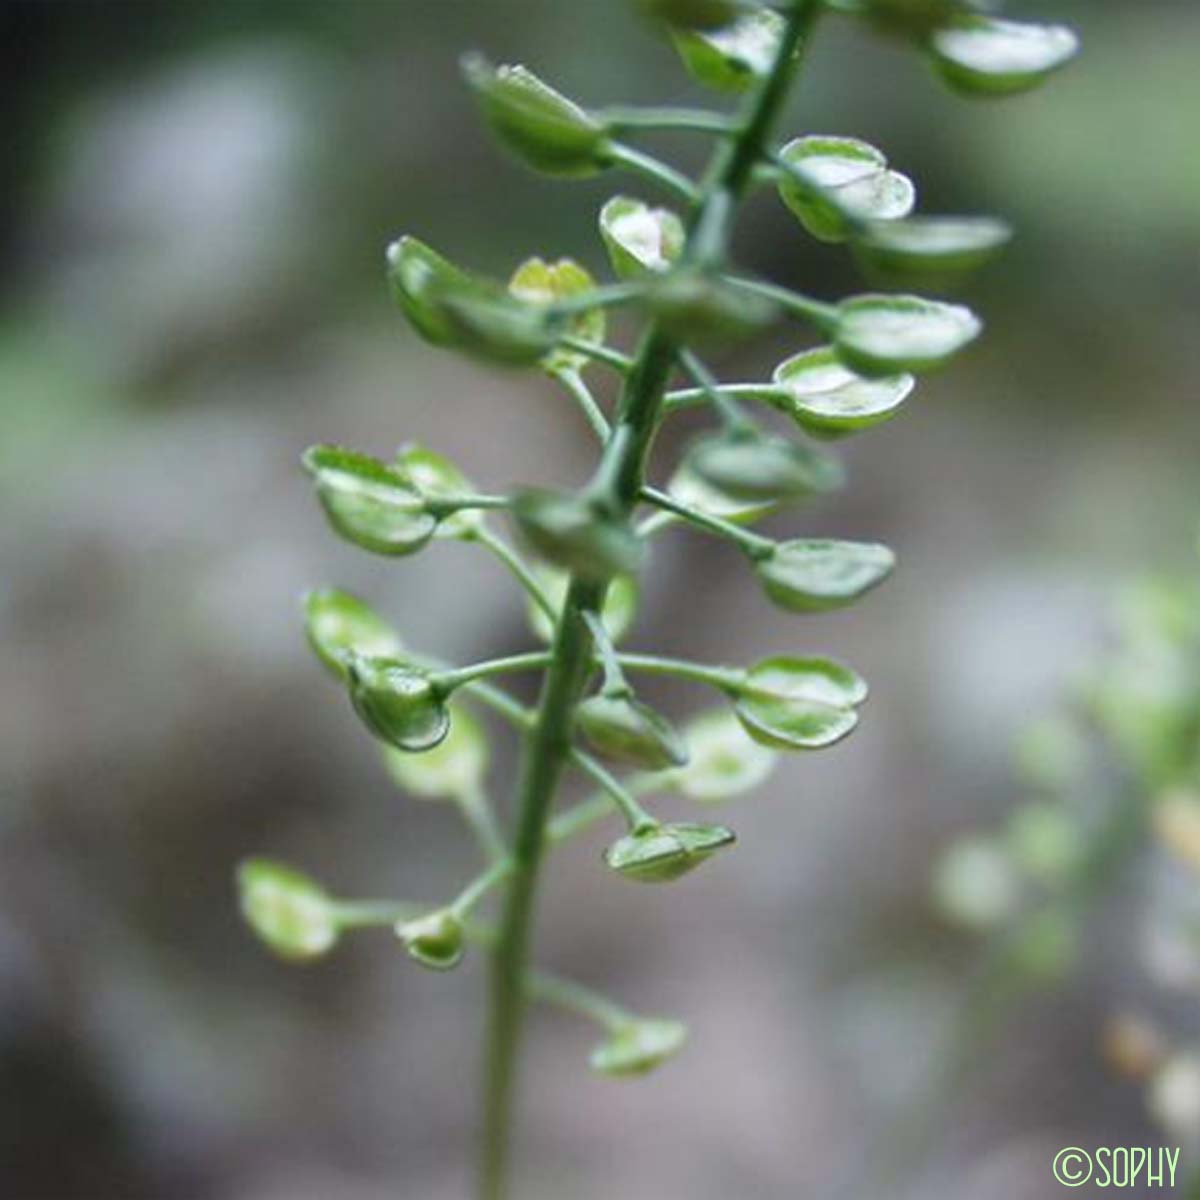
[[2, 1, 1198, 1197]]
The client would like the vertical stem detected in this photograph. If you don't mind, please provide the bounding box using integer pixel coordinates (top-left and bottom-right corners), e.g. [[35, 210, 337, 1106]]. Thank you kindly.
[[478, 7, 820, 1199]]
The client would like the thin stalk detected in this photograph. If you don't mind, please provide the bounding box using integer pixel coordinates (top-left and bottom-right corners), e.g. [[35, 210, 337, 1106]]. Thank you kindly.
[[557, 336, 633, 374], [664, 380, 789, 414], [475, 525, 557, 623], [599, 105, 739, 137], [677, 347, 754, 431], [548, 281, 647, 317], [640, 484, 776, 559], [526, 970, 635, 1031], [582, 610, 630, 698], [451, 859, 515, 919], [725, 274, 839, 329], [606, 142, 701, 203], [479, 7, 820, 1197], [552, 368, 612, 441], [457, 785, 508, 863], [333, 900, 424, 929], [569, 749, 659, 833], [424, 492, 512, 518], [435, 652, 553, 692], [617, 651, 744, 693]]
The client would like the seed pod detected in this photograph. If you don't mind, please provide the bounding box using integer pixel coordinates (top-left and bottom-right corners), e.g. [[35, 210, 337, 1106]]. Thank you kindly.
[[734, 692, 857, 751], [576, 693, 689, 770], [744, 655, 868, 708], [383, 703, 489, 800], [647, 270, 776, 344], [666, 460, 778, 525], [673, 9, 787, 93], [396, 909, 465, 971], [835, 293, 982, 377], [756, 538, 895, 612], [237, 859, 339, 962], [304, 589, 404, 681], [347, 657, 450, 752], [685, 429, 844, 503], [394, 443, 483, 541], [777, 135, 914, 244], [590, 1018, 689, 1077], [303, 446, 437, 557], [386, 236, 559, 366], [929, 16, 1079, 98], [605, 821, 735, 883], [853, 215, 1012, 282], [512, 489, 645, 581], [508, 256, 606, 373], [672, 709, 777, 802], [599, 196, 685, 279], [772, 346, 914, 439], [462, 56, 609, 177], [826, 0, 961, 39]]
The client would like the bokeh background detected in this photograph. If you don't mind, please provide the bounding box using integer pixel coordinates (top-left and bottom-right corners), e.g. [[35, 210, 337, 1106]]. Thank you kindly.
[[3, 1, 1198, 1198]]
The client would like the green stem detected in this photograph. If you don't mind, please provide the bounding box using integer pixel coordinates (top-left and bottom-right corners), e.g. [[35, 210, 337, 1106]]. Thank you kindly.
[[557, 336, 633, 374], [435, 652, 553, 692], [479, 8, 820, 1197], [474, 525, 558, 623], [526, 970, 635, 1031], [424, 492, 512, 518], [569, 748, 659, 833], [617, 651, 745, 693], [599, 106, 739, 137], [582, 610, 630, 698], [553, 368, 612, 441], [725, 274, 839, 329], [452, 859, 515, 919], [605, 142, 701, 203], [333, 900, 424, 929], [664, 380, 790, 414], [677, 347, 755, 431], [639, 484, 777, 559]]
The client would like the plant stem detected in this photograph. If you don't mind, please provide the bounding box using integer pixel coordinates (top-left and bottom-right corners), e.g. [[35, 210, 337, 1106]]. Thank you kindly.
[[552, 368, 612, 441], [479, 8, 819, 1197], [606, 142, 701, 202], [475, 525, 558, 623], [640, 484, 777, 559], [599, 105, 739, 136]]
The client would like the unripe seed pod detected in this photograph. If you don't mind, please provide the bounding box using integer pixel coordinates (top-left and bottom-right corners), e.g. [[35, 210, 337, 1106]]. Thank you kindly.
[[347, 657, 450, 752], [463, 57, 609, 178], [636, 0, 741, 31], [590, 1018, 689, 1077], [605, 822, 735, 883], [686, 429, 843, 503], [304, 589, 403, 681], [512, 489, 644, 581], [576, 693, 689, 771], [303, 446, 437, 557], [238, 859, 339, 962], [396, 909, 465, 972], [756, 538, 895, 612]]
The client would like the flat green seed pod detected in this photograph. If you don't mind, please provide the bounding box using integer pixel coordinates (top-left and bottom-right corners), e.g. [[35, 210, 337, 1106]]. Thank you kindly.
[[590, 1018, 689, 1077], [509, 256, 606, 373], [599, 196, 685, 279], [853, 215, 1012, 279], [303, 446, 437, 557], [929, 16, 1079, 97], [512, 489, 644, 581], [347, 657, 450, 752], [462, 56, 609, 177], [734, 692, 858, 751], [304, 589, 404, 681], [756, 538, 895, 612], [605, 822, 735, 883], [394, 442, 483, 541], [396, 909, 465, 972], [673, 10, 787, 93], [772, 346, 914, 437], [685, 430, 844, 503], [744, 655, 868, 708], [576, 693, 689, 770], [778, 135, 914, 244], [835, 293, 981, 376], [671, 710, 777, 802], [238, 859, 339, 962]]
